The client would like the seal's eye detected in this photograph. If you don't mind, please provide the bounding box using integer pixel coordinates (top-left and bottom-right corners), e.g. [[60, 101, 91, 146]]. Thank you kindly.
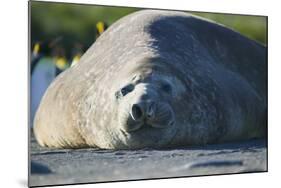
[[161, 83, 172, 93], [115, 84, 134, 99], [121, 84, 134, 96]]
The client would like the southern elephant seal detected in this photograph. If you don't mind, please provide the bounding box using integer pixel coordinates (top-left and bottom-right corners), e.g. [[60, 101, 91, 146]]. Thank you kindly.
[[33, 10, 267, 149]]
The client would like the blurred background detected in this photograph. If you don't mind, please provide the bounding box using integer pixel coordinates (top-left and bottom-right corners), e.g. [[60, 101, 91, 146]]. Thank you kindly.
[[30, 1, 267, 125]]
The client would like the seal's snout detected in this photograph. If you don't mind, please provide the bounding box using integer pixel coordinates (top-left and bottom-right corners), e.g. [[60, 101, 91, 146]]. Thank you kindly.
[[131, 101, 155, 121], [119, 83, 175, 133], [125, 99, 175, 132]]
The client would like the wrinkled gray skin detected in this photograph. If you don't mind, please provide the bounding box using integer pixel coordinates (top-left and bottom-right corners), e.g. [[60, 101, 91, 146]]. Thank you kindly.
[[34, 10, 267, 149]]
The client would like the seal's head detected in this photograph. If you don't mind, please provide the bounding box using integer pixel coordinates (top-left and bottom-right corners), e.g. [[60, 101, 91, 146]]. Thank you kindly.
[[103, 57, 188, 149]]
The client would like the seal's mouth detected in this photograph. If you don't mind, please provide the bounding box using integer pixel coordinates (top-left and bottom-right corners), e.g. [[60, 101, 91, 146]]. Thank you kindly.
[[118, 118, 177, 149]]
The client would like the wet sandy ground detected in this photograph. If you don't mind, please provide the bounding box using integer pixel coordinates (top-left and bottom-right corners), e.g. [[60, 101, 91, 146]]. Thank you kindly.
[[29, 133, 267, 187]]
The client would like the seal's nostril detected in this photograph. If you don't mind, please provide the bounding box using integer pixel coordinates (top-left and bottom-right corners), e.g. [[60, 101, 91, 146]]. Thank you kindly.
[[131, 104, 143, 121]]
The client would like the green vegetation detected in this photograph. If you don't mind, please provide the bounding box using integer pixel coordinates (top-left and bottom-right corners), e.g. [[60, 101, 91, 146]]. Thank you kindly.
[[193, 12, 267, 45], [31, 1, 138, 56], [31, 1, 267, 58]]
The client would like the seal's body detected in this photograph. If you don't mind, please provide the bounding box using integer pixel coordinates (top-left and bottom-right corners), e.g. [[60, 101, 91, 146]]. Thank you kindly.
[[34, 10, 267, 149]]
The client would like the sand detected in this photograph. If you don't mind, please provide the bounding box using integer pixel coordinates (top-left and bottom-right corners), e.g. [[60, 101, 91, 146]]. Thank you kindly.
[[29, 133, 267, 187]]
